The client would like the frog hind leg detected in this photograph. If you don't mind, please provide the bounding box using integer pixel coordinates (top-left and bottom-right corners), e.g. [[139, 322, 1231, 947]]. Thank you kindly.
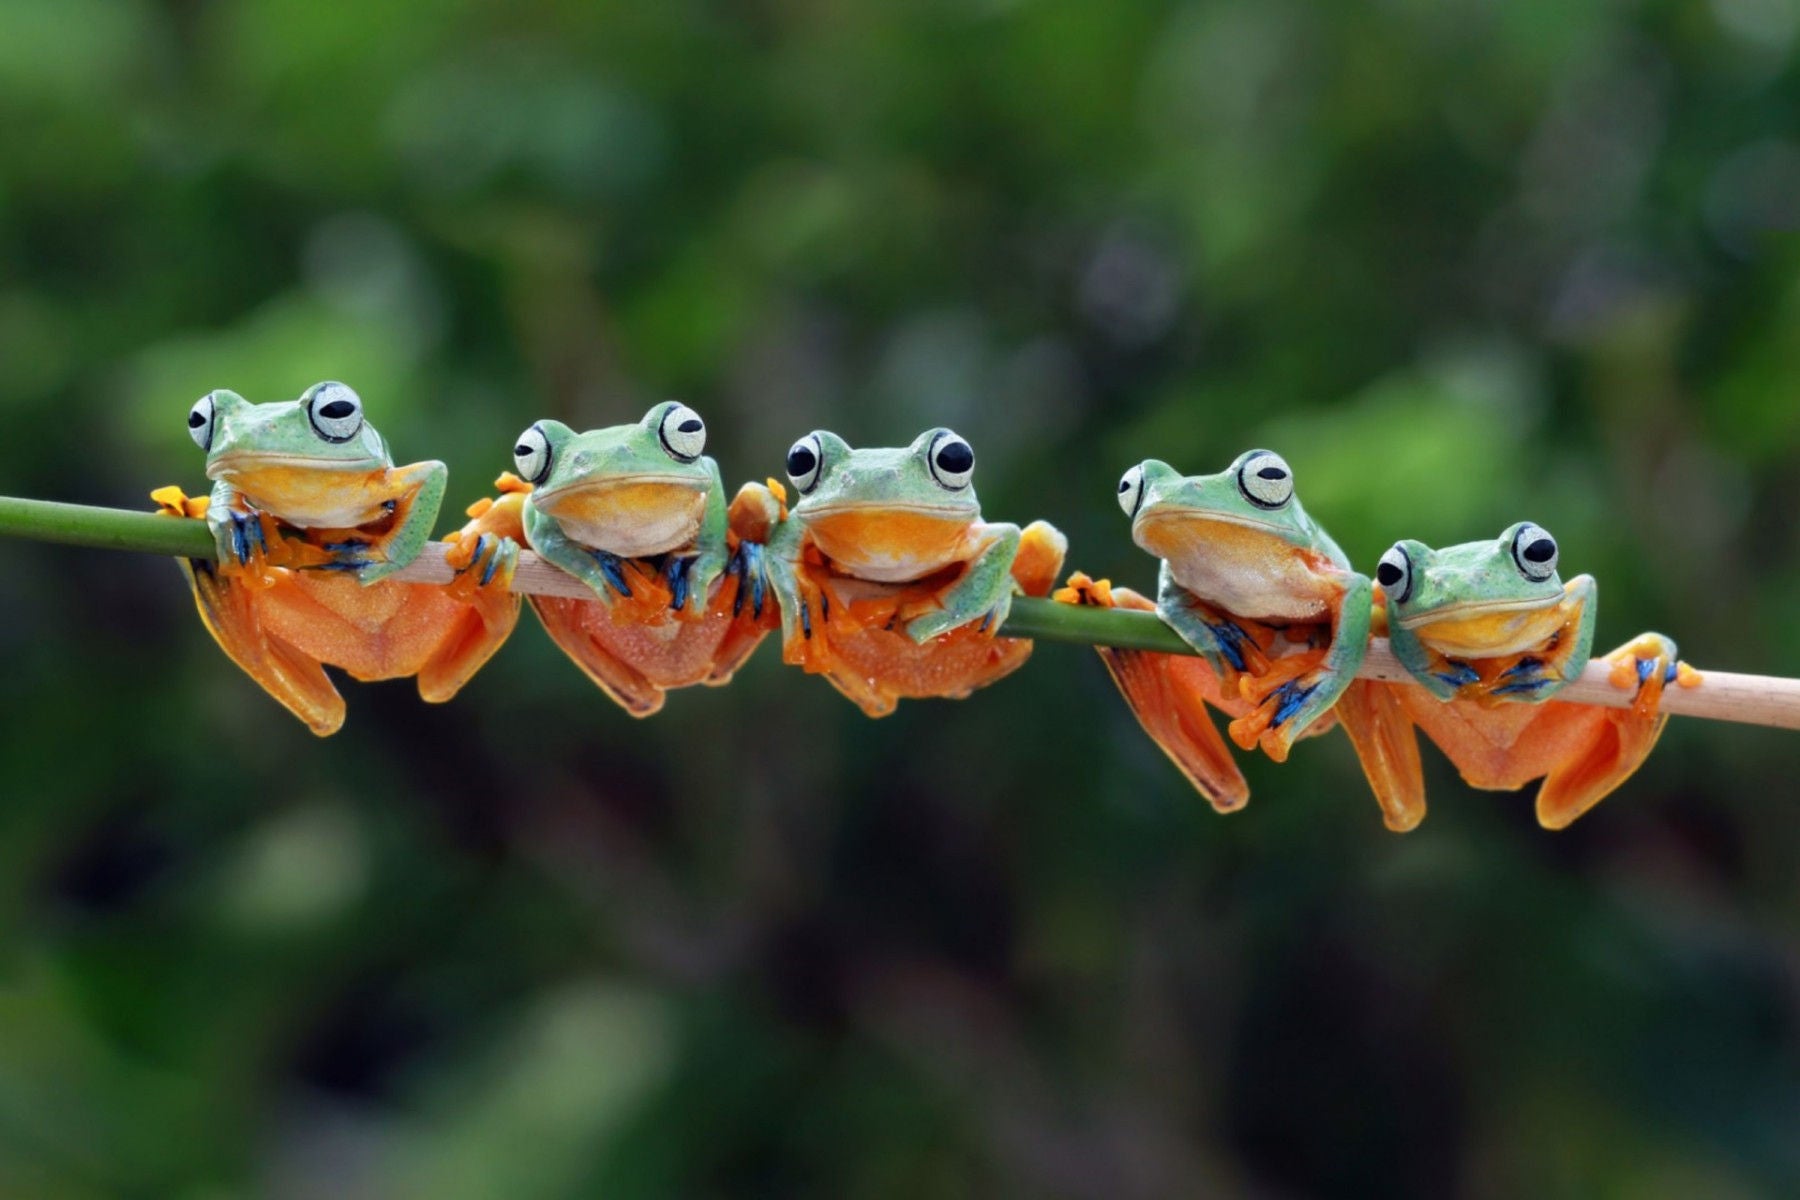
[[181, 558, 346, 736], [1058, 574, 1249, 813], [1533, 633, 1679, 830], [529, 596, 667, 717], [1333, 679, 1428, 832], [416, 520, 523, 705]]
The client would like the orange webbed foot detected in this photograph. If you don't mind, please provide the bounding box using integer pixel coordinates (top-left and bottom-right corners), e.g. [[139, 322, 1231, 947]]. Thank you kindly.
[[1535, 632, 1681, 830]]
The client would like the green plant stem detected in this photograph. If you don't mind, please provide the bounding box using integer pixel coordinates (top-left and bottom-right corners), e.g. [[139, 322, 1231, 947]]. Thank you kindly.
[[0, 496, 215, 559], [5, 494, 1798, 731], [0, 495, 1179, 651]]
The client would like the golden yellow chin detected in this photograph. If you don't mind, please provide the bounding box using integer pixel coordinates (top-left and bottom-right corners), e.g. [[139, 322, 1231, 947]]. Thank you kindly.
[[1410, 602, 1570, 659], [214, 463, 394, 528], [537, 480, 708, 556], [1134, 513, 1292, 566], [806, 509, 976, 582]]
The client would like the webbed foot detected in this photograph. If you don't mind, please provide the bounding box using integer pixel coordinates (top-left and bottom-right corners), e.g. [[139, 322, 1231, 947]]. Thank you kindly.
[[1224, 651, 1347, 764], [1535, 632, 1689, 830]]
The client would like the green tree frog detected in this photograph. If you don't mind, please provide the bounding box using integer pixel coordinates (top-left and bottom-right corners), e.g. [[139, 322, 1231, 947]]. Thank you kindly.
[[1115, 450, 1372, 759], [472, 402, 774, 715], [156, 382, 519, 736], [1335, 522, 1700, 831], [745, 428, 1066, 716]]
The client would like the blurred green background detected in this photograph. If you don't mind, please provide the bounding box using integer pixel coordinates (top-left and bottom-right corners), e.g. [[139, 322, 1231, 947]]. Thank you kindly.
[[1, 0, 1798, 1196]]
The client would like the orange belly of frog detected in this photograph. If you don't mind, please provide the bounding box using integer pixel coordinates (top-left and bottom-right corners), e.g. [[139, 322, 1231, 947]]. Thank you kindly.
[[254, 573, 501, 678], [527, 555, 772, 717], [179, 536, 517, 738], [803, 510, 977, 583], [784, 523, 1064, 717]]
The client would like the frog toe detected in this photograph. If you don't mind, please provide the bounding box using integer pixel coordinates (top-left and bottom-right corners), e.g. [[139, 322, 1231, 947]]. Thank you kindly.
[[729, 543, 771, 620], [662, 554, 698, 612], [903, 610, 959, 643], [590, 549, 634, 601]]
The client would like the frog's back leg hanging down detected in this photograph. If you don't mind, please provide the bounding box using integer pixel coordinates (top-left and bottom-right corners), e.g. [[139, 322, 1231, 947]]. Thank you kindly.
[[1056, 574, 1251, 813]]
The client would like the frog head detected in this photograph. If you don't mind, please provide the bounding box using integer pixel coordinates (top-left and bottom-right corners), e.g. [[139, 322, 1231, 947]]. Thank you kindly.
[[782, 427, 982, 582], [188, 382, 392, 525], [1115, 450, 1347, 616], [513, 402, 714, 556], [1376, 522, 1568, 658]]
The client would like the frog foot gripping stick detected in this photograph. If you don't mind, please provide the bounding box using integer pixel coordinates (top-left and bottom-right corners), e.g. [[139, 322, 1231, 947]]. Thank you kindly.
[[156, 383, 520, 735], [1334, 522, 1701, 831], [491, 403, 774, 716], [751, 428, 1066, 717]]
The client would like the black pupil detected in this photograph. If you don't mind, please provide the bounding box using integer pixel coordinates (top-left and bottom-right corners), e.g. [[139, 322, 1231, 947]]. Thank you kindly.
[[678, 418, 703, 433], [1258, 467, 1286, 480], [515, 444, 533, 457], [787, 445, 817, 476], [1377, 561, 1404, 587], [936, 441, 974, 474], [188, 410, 206, 428], [319, 400, 355, 420], [1524, 538, 1556, 563], [1118, 478, 1132, 493]]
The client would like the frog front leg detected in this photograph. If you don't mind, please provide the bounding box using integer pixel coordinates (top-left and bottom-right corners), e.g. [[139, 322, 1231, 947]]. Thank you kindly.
[[351, 459, 447, 584], [1229, 570, 1373, 763], [1154, 560, 1253, 679], [205, 480, 278, 578], [523, 501, 635, 604], [761, 519, 813, 653], [1495, 574, 1598, 703], [904, 522, 1021, 643], [661, 460, 732, 614]]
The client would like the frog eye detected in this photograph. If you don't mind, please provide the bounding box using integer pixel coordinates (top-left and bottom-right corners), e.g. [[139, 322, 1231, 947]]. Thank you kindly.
[[928, 430, 975, 491], [303, 381, 364, 443], [513, 423, 553, 485], [187, 393, 216, 451], [1236, 449, 1293, 510], [1117, 464, 1146, 518], [786, 434, 824, 494], [657, 402, 706, 463], [1511, 522, 1559, 582], [1376, 544, 1413, 604]]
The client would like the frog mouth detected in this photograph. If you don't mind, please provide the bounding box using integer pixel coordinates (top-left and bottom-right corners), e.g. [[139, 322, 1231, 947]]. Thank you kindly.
[[206, 451, 379, 478], [534, 475, 709, 557], [531, 472, 703, 506], [802, 500, 972, 520], [1133, 507, 1288, 538], [1396, 592, 1563, 631]]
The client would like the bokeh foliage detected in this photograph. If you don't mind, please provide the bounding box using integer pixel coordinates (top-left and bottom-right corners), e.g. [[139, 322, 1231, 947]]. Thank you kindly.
[[1, 0, 1797, 1195]]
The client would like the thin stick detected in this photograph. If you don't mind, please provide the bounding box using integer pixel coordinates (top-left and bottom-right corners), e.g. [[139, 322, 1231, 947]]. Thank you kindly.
[[3, 496, 1794, 731]]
